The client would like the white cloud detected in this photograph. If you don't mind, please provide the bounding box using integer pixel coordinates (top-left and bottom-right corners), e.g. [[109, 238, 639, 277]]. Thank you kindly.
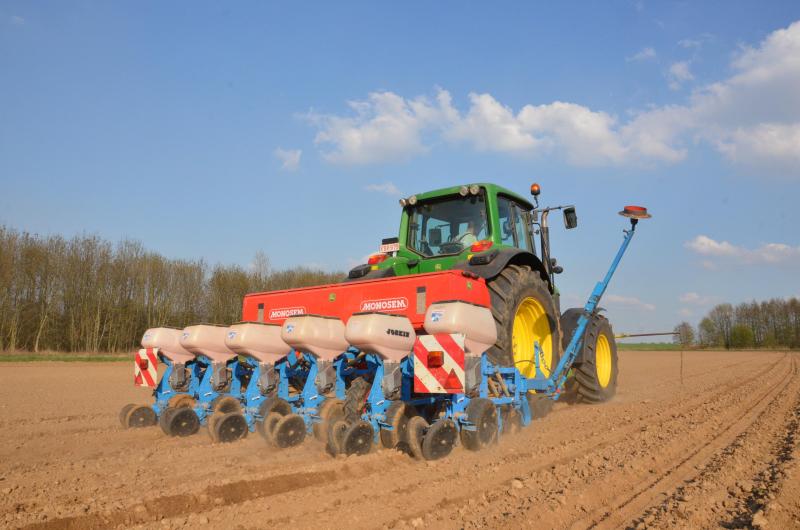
[[605, 294, 656, 311], [714, 123, 800, 171], [679, 33, 713, 50], [274, 148, 301, 171], [685, 235, 800, 265], [667, 61, 694, 90], [10, 15, 24, 25], [701, 260, 717, 271], [679, 292, 717, 305], [308, 91, 452, 165], [446, 93, 541, 153], [307, 20, 800, 176], [364, 182, 402, 196], [627, 47, 657, 62]]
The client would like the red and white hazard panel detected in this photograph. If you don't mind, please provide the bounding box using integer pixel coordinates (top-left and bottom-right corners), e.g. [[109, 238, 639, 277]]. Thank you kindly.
[[134, 348, 159, 388], [413, 334, 465, 394]]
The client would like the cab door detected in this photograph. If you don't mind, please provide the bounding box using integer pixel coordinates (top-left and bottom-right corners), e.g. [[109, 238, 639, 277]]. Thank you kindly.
[[497, 195, 534, 252]]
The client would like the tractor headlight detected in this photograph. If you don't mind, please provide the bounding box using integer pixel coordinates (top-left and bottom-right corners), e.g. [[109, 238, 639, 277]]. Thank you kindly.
[[408, 195, 418, 205], [459, 186, 469, 196], [399, 198, 408, 207], [469, 184, 480, 195]]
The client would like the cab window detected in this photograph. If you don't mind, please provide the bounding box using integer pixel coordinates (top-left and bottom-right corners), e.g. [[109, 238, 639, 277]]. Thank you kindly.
[[407, 194, 489, 256], [497, 196, 532, 251]]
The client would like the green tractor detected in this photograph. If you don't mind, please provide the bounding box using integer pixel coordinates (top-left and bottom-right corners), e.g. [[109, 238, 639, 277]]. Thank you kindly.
[[348, 182, 618, 403]]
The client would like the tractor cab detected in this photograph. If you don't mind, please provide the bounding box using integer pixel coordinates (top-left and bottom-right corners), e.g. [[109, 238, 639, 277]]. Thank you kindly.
[[348, 183, 567, 292]]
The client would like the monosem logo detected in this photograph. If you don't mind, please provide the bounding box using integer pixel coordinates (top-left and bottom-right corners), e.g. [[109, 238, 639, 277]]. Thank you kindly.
[[268, 307, 306, 320], [359, 297, 409, 312]]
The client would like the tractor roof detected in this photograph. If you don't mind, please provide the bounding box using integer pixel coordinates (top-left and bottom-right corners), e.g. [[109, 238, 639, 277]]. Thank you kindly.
[[410, 183, 534, 210]]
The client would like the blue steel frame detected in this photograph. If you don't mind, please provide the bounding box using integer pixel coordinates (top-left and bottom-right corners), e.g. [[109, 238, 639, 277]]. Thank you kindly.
[[355, 218, 640, 443], [149, 355, 207, 417], [190, 355, 248, 424], [264, 348, 374, 434]]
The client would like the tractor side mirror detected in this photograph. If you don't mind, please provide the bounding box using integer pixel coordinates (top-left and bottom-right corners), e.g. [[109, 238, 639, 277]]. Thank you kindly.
[[563, 207, 578, 229], [429, 228, 442, 246]]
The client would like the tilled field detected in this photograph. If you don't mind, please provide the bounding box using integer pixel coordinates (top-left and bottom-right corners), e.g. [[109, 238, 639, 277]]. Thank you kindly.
[[1, 350, 799, 530]]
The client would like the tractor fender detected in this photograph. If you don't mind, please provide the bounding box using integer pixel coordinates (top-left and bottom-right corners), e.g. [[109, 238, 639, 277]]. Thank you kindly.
[[452, 248, 552, 292]]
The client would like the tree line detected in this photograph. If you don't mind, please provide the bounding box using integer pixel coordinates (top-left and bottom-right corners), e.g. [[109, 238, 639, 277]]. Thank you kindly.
[[0, 225, 343, 352], [673, 297, 800, 349]]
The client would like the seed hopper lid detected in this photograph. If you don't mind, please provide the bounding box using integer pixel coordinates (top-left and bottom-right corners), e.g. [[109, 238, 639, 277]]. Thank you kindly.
[[618, 205, 652, 219]]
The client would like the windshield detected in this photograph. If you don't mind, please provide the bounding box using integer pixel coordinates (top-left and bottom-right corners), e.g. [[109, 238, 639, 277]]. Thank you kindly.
[[407, 194, 489, 256]]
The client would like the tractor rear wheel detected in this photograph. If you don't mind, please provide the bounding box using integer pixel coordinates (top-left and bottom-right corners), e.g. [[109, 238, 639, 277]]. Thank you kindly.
[[486, 264, 561, 381], [560, 309, 618, 403]]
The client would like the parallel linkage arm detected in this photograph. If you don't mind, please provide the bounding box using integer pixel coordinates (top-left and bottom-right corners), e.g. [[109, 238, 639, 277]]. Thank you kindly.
[[546, 219, 640, 395]]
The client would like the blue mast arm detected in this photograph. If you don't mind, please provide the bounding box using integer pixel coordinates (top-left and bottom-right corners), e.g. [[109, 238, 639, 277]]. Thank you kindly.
[[547, 221, 638, 394]]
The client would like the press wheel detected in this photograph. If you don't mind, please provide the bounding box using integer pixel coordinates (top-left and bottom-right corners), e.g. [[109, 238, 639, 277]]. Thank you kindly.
[[379, 401, 409, 449], [460, 398, 498, 451], [422, 419, 457, 461], [260, 412, 283, 444], [206, 411, 224, 442], [342, 420, 374, 456], [326, 419, 350, 456], [125, 405, 157, 429], [168, 407, 200, 437], [313, 398, 344, 443], [273, 414, 306, 449], [404, 416, 429, 460], [159, 408, 176, 435], [119, 404, 136, 428], [214, 412, 248, 443]]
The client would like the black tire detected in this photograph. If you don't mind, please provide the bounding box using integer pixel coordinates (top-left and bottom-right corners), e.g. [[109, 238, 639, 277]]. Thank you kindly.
[[125, 405, 157, 429], [313, 398, 344, 443], [260, 412, 283, 444], [210, 395, 242, 415], [421, 420, 457, 461], [404, 416, 428, 460], [326, 419, 350, 456], [168, 407, 200, 437], [207, 411, 224, 441], [379, 401, 409, 449], [159, 408, 176, 435], [561, 309, 618, 403], [273, 414, 306, 448], [460, 398, 498, 451], [343, 377, 372, 423], [119, 404, 136, 428], [214, 412, 248, 443], [342, 420, 374, 456], [486, 264, 561, 380]]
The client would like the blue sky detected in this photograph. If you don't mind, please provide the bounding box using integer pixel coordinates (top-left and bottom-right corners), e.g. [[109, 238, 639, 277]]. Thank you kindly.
[[2, 1, 800, 336]]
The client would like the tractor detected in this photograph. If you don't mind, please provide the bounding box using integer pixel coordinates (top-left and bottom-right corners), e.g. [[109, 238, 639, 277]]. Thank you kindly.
[[347, 183, 617, 403]]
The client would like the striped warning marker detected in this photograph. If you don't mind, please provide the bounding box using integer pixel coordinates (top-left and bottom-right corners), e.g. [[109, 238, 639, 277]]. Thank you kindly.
[[134, 348, 159, 388], [413, 334, 465, 394]]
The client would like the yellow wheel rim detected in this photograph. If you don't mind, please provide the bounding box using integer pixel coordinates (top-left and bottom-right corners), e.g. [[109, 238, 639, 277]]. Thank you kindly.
[[596, 334, 612, 388], [512, 297, 553, 379]]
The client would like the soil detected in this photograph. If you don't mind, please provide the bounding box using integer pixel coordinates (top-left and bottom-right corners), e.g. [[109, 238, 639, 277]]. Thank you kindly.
[[1, 350, 799, 529]]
